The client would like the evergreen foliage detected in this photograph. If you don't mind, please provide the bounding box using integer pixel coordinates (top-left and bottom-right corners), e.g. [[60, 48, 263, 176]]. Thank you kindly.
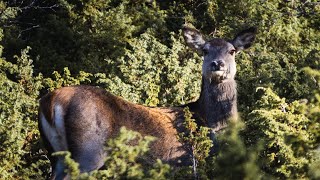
[[0, 46, 47, 178], [0, 0, 319, 179], [178, 107, 213, 179], [210, 121, 262, 180], [247, 88, 313, 178]]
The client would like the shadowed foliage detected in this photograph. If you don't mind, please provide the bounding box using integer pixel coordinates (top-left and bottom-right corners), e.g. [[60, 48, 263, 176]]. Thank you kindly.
[[0, 0, 319, 179]]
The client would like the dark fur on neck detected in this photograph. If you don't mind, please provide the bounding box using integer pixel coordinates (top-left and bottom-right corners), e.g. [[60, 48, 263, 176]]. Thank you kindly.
[[187, 78, 238, 132]]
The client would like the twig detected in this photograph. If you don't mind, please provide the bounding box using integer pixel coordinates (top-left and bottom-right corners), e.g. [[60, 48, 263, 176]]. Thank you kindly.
[[18, 25, 40, 38]]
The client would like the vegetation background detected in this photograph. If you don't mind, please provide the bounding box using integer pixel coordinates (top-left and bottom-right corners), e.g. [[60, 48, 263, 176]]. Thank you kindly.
[[0, 0, 319, 179]]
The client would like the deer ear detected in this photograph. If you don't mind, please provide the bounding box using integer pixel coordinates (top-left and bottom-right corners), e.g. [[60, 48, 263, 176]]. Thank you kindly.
[[232, 27, 257, 52], [183, 26, 206, 50]]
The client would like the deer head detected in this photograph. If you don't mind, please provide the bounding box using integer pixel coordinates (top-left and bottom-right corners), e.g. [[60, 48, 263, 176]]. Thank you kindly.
[[183, 26, 256, 84]]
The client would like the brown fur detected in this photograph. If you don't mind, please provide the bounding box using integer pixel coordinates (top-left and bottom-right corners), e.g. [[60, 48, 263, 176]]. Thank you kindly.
[[40, 86, 187, 165], [39, 88, 76, 125]]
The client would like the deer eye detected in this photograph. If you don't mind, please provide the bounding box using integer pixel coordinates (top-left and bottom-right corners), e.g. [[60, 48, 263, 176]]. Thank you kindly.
[[229, 49, 236, 56]]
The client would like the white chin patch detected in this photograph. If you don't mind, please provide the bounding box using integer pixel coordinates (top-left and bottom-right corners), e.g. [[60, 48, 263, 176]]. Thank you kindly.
[[211, 71, 225, 77], [209, 71, 231, 83]]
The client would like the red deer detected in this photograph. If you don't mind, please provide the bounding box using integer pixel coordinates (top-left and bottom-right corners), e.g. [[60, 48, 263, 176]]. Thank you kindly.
[[38, 26, 256, 179]]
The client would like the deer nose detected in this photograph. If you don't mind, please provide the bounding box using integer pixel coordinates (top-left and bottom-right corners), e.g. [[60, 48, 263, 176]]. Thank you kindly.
[[211, 60, 225, 71]]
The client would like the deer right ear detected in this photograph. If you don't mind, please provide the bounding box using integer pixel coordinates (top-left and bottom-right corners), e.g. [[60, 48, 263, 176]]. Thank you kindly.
[[232, 27, 257, 52], [183, 26, 206, 50]]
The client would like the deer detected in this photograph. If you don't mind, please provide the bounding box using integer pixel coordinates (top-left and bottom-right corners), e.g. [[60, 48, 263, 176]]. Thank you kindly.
[[38, 26, 256, 179]]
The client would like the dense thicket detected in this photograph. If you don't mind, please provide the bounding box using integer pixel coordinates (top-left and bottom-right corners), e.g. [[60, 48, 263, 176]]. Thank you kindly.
[[0, 0, 319, 179]]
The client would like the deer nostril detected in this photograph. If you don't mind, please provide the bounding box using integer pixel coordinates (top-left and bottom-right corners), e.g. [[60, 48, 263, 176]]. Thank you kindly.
[[219, 61, 225, 67], [211, 60, 225, 70], [211, 61, 219, 68]]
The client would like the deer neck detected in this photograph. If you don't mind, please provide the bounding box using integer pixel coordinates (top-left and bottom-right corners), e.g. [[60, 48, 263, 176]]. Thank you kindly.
[[189, 77, 238, 132]]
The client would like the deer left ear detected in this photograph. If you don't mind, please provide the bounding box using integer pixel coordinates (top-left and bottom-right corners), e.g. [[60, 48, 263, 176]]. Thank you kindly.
[[232, 27, 257, 52]]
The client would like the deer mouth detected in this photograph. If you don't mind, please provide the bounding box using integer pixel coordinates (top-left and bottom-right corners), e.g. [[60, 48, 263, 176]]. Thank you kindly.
[[211, 70, 226, 77], [210, 70, 230, 83]]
